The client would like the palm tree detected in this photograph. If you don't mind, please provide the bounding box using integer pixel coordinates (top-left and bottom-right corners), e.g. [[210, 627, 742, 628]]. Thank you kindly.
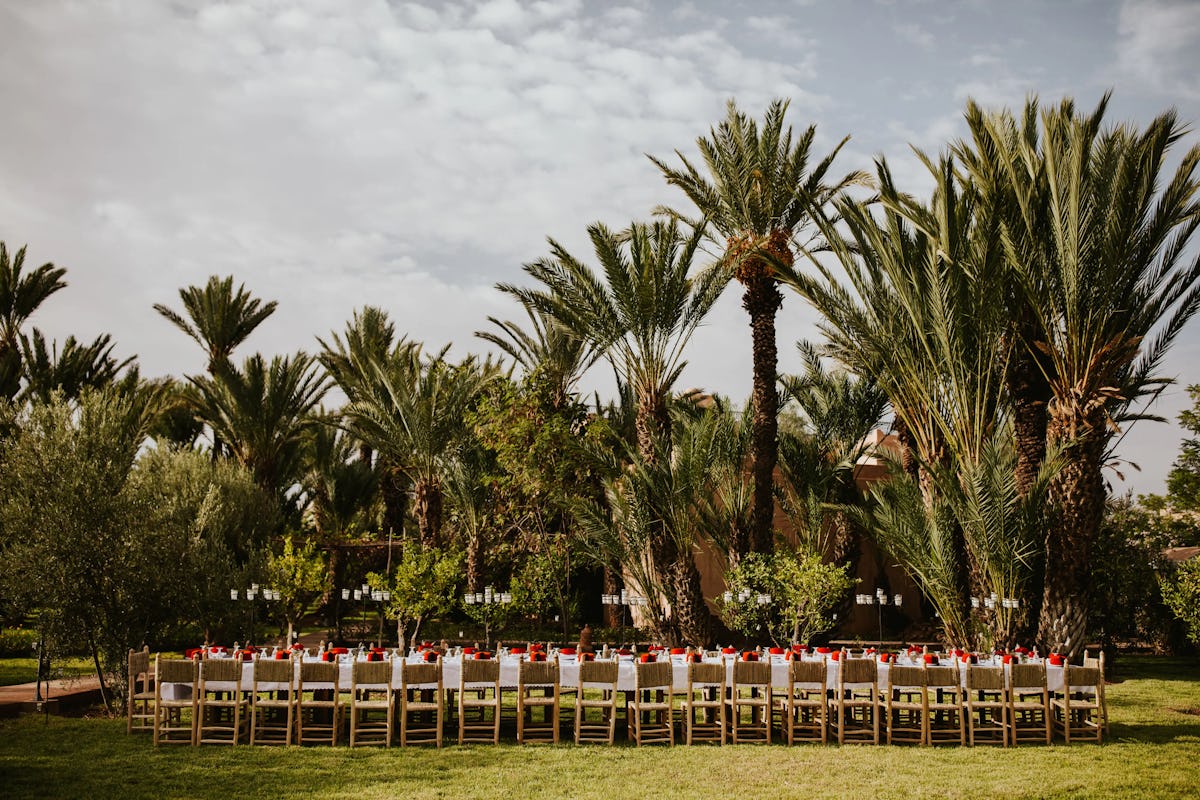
[[651, 99, 868, 556], [318, 307, 418, 536], [788, 153, 1011, 642], [341, 347, 501, 547], [502, 218, 724, 462], [19, 329, 135, 403], [502, 218, 725, 638], [154, 276, 277, 374], [476, 300, 600, 411], [956, 96, 1200, 655], [188, 352, 329, 497], [777, 341, 888, 564], [0, 242, 68, 400]]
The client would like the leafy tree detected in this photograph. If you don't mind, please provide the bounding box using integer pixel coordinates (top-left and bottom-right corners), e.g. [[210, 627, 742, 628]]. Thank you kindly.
[[0, 242, 67, 401], [1161, 559, 1200, 646], [652, 99, 867, 556], [368, 543, 463, 649], [718, 549, 854, 646], [1165, 384, 1200, 513], [265, 535, 327, 644], [0, 386, 166, 707]]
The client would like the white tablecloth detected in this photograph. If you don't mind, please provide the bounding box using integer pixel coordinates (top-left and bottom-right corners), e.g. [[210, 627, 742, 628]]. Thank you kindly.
[[161, 654, 1065, 698]]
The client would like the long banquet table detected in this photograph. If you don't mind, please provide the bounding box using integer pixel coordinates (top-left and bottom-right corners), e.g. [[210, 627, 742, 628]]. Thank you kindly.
[[162, 653, 1068, 697]]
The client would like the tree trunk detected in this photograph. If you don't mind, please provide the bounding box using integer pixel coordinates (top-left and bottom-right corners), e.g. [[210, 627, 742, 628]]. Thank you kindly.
[[465, 532, 481, 593], [379, 458, 408, 539], [602, 566, 623, 629], [413, 477, 443, 547], [669, 551, 711, 647], [743, 269, 782, 556], [1038, 407, 1107, 658], [635, 395, 671, 465], [1007, 332, 1051, 499]]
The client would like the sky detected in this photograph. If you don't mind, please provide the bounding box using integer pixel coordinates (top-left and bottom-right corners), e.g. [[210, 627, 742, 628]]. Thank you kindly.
[[2, 0, 1199, 496]]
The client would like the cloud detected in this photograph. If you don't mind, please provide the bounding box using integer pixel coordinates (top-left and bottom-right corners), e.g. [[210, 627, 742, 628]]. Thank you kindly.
[[894, 22, 935, 50], [1116, 0, 1200, 99]]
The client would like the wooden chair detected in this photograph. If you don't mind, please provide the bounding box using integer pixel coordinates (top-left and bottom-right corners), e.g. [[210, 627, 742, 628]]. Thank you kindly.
[[459, 658, 501, 744], [127, 647, 155, 734], [829, 657, 879, 744], [964, 665, 1007, 746], [399, 658, 443, 747], [153, 657, 197, 747], [250, 657, 295, 745], [1081, 650, 1110, 735], [1051, 664, 1104, 744], [628, 661, 673, 746], [349, 660, 393, 747], [683, 661, 725, 745], [776, 659, 826, 744], [726, 660, 771, 744], [296, 661, 341, 746], [517, 658, 561, 743], [196, 657, 250, 745], [574, 659, 619, 745], [1008, 662, 1051, 745], [925, 664, 965, 745], [880, 664, 925, 745]]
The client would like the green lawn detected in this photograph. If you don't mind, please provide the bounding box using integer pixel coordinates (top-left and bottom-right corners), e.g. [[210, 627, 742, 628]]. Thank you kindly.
[[0, 657, 93, 687], [1, 656, 1198, 800]]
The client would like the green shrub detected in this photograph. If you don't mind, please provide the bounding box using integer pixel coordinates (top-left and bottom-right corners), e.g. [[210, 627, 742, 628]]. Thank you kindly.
[[0, 628, 39, 658]]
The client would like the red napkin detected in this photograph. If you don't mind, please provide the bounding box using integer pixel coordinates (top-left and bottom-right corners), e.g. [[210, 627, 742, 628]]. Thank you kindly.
[[423, 650, 439, 663], [769, 647, 785, 655], [638, 653, 656, 663], [687, 653, 702, 663], [185, 648, 203, 659], [530, 644, 545, 653], [559, 647, 576, 655], [617, 649, 633, 656], [923, 653, 939, 665], [322, 651, 336, 662], [463, 647, 476, 655], [721, 647, 737, 655], [367, 651, 383, 662], [830, 651, 842, 662], [785, 651, 800, 661], [670, 647, 686, 655], [530, 652, 547, 662], [1048, 654, 1064, 666], [509, 647, 527, 655], [817, 647, 831, 654], [274, 650, 290, 660], [741, 651, 758, 662], [330, 647, 349, 655], [474, 651, 493, 660], [1002, 654, 1014, 664], [239, 651, 254, 661], [581, 653, 596, 662], [879, 653, 892, 663]]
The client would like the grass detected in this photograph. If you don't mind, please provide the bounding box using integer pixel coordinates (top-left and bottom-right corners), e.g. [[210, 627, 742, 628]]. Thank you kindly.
[[0, 657, 93, 687], [1, 655, 1198, 799]]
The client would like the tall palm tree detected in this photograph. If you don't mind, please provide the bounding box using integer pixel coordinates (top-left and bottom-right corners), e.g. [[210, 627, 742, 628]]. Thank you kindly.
[[154, 276, 277, 374], [188, 352, 329, 497], [502, 218, 724, 462], [789, 153, 1010, 640], [651, 99, 868, 556], [957, 95, 1200, 655], [341, 347, 501, 547], [502, 218, 725, 638], [318, 306, 417, 537], [0, 242, 68, 400]]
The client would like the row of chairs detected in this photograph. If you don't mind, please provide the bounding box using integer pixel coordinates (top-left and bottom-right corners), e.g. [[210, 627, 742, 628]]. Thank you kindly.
[[127, 649, 1106, 748]]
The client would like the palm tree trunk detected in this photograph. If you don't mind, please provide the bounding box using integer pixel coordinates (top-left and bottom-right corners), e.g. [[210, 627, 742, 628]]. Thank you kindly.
[[669, 551, 711, 646], [1007, 330, 1051, 498], [379, 459, 408, 539], [602, 566, 623, 628], [743, 271, 782, 556], [413, 477, 442, 547], [1038, 407, 1107, 658]]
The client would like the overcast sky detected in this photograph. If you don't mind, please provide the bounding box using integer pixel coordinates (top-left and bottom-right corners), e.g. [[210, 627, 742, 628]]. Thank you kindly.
[[2, 0, 1199, 496]]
